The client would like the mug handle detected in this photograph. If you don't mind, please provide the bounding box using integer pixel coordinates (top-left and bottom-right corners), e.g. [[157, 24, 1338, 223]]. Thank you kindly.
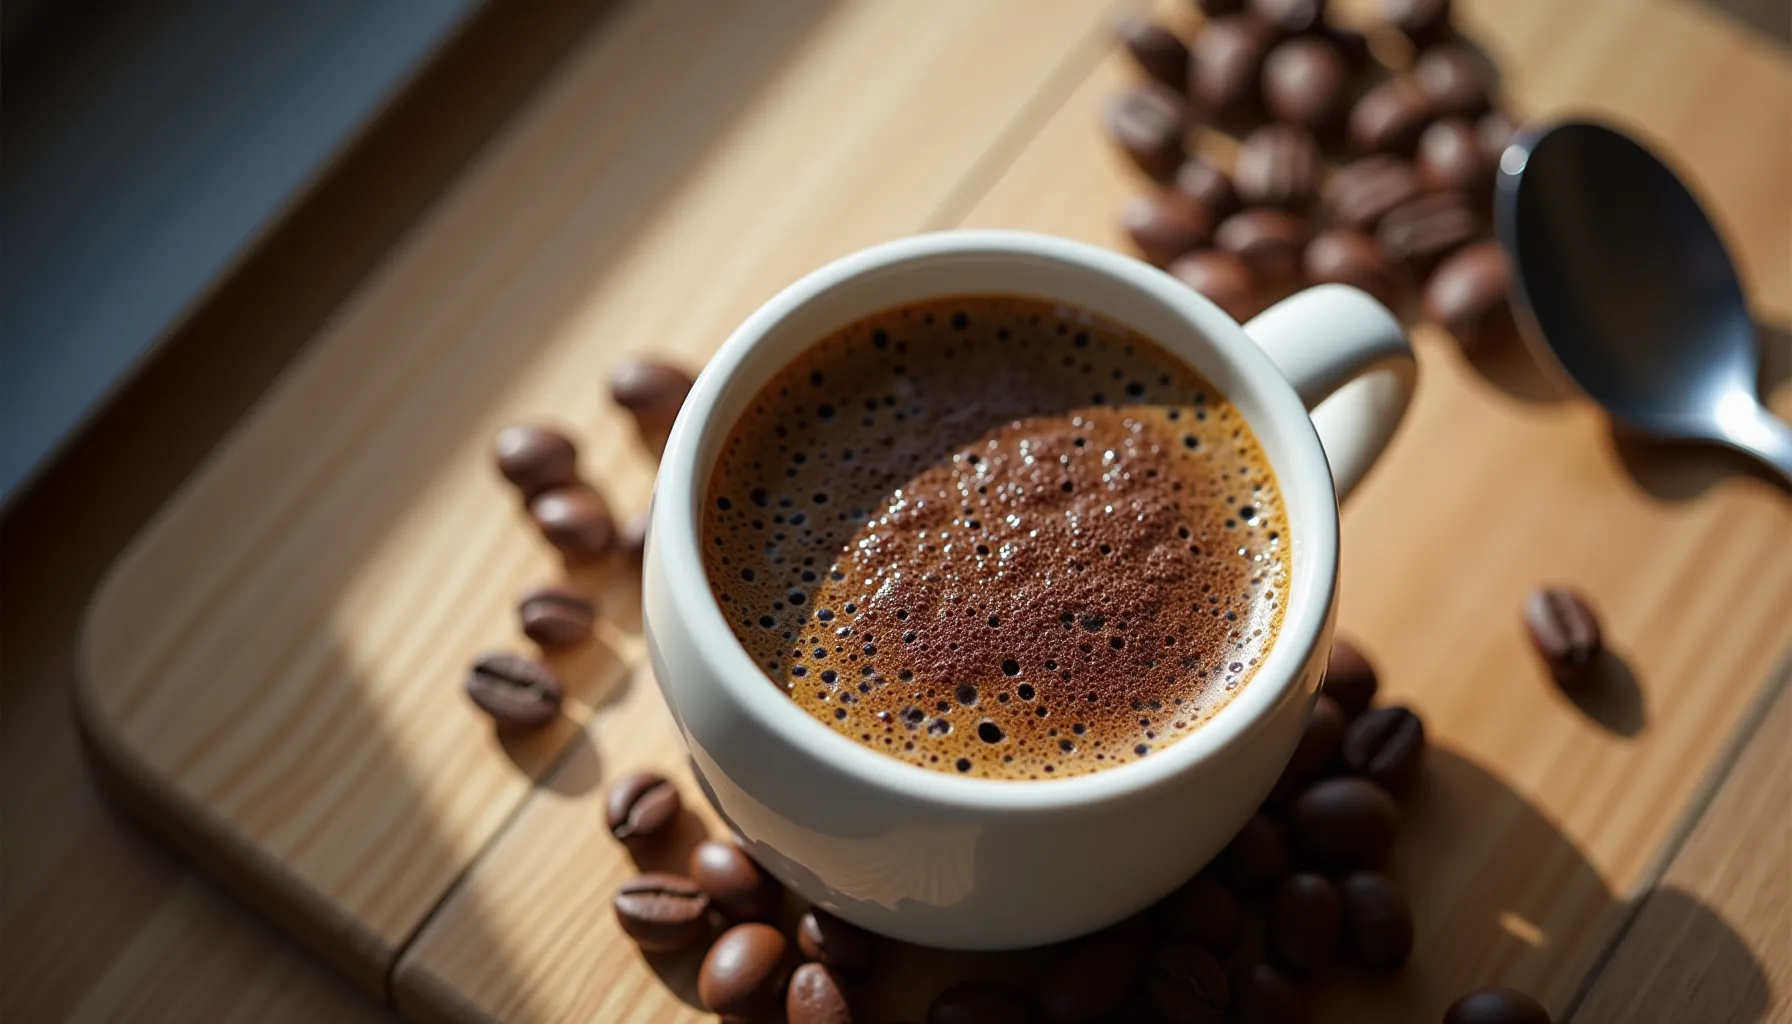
[[1242, 284, 1417, 502]]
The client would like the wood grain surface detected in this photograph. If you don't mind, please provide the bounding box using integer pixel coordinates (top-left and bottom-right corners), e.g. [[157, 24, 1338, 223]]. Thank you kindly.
[[69, 0, 1792, 1020]]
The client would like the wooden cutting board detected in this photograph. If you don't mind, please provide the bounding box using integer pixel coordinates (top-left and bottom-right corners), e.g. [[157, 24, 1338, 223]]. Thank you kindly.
[[79, 0, 1792, 1019]]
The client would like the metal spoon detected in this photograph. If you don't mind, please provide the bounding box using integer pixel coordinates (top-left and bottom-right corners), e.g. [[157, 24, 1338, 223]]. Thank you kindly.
[[1494, 119, 1792, 486]]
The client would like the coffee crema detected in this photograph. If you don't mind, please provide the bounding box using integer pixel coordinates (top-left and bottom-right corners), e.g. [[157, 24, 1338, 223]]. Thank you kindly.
[[702, 295, 1289, 780]]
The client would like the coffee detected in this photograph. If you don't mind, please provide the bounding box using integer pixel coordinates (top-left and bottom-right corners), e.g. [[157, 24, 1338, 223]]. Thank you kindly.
[[702, 295, 1290, 780]]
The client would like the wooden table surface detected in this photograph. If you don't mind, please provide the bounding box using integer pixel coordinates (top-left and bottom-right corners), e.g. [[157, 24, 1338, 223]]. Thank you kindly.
[[6, 0, 1790, 1021]]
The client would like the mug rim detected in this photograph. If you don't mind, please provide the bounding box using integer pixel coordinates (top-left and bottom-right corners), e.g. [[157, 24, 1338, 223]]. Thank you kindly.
[[652, 229, 1340, 813]]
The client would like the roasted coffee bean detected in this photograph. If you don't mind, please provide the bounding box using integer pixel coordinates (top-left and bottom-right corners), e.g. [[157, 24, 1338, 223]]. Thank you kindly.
[[1221, 813, 1291, 894], [1269, 693, 1346, 803], [465, 653, 563, 728], [1348, 77, 1436, 155], [530, 485, 616, 563], [517, 585, 596, 650], [788, 962, 856, 1024], [1444, 988, 1554, 1024], [1477, 109, 1520, 166], [1107, 84, 1190, 179], [1523, 586, 1603, 685], [700, 922, 793, 1022], [1322, 639, 1379, 716], [1168, 250, 1260, 323], [1145, 944, 1229, 1024], [797, 908, 876, 975], [493, 424, 578, 501], [1289, 776, 1399, 868], [1386, 0, 1453, 46], [1039, 937, 1139, 1024], [1414, 44, 1492, 118], [1261, 36, 1347, 131], [1424, 240, 1511, 345], [1234, 124, 1323, 210], [1157, 873, 1243, 953], [1119, 20, 1191, 92], [1339, 870, 1414, 972], [690, 839, 782, 921], [1303, 230, 1399, 307], [1267, 873, 1341, 976], [605, 770, 681, 850], [1377, 190, 1477, 270], [1342, 705, 1426, 793], [619, 510, 649, 566], [927, 980, 1033, 1024], [612, 872, 711, 952], [1215, 209, 1308, 284], [1190, 15, 1278, 117], [610, 359, 694, 456], [1123, 192, 1214, 266], [1248, 0, 1325, 33], [1229, 962, 1307, 1024], [1417, 118, 1489, 195], [1325, 156, 1423, 232], [1172, 157, 1239, 221]]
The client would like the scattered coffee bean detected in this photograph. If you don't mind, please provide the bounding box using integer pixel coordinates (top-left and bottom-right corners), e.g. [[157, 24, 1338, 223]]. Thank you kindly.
[[1267, 872, 1341, 976], [465, 652, 563, 728], [1123, 192, 1215, 266], [927, 980, 1033, 1024], [1261, 36, 1347, 132], [1376, 190, 1477, 270], [1173, 157, 1240, 221], [517, 585, 595, 650], [610, 359, 695, 456], [1145, 943, 1230, 1024], [788, 962, 857, 1024], [1343, 705, 1426, 793], [529, 485, 616, 563], [1339, 870, 1414, 972], [1424, 240, 1511, 345], [1324, 156, 1423, 231], [1248, 0, 1325, 33], [1119, 20, 1191, 93], [700, 922, 793, 1023], [1523, 585, 1603, 685], [1417, 118, 1490, 195], [1444, 988, 1554, 1024], [1039, 937, 1139, 1024], [493, 424, 578, 501], [1289, 776, 1399, 868], [1107, 84, 1190, 179], [1234, 124, 1324, 210], [690, 838, 783, 921], [1157, 873, 1243, 954], [1386, 0, 1454, 46], [619, 510, 649, 566], [1348, 77, 1435, 155], [1477, 109, 1520, 166], [1303, 230, 1399, 307], [1414, 44, 1492, 119], [605, 770, 681, 850], [1229, 962, 1306, 1024], [1322, 639, 1379, 717], [612, 872, 712, 952], [1168, 250, 1260, 323], [1190, 15, 1278, 117], [1221, 813, 1291, 894], [1214, 208, 1309, 284], [797, 908, 876, 975], [1269, 692, 1346, 803]]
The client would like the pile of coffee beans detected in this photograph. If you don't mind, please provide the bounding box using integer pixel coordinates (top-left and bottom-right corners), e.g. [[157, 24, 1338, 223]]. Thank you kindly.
[[1110, 0, 1516, 346], [464, 359, 694, 729], [602, 638, 1556, 1022]]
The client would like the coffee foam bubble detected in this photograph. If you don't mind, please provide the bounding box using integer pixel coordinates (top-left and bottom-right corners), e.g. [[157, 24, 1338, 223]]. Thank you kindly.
[[703, 296, 1288, 780]]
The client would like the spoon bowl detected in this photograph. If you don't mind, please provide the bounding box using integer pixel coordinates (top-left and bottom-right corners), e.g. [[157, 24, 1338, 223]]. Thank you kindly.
[[1494, 120, 1792, 484]]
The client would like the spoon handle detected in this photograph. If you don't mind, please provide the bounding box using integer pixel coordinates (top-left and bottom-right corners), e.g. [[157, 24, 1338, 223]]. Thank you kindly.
[[1718, 398, 1792, 488]]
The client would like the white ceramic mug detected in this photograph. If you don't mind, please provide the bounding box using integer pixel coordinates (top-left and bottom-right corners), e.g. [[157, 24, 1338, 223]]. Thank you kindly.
[[645, 230, 1414, 949]]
